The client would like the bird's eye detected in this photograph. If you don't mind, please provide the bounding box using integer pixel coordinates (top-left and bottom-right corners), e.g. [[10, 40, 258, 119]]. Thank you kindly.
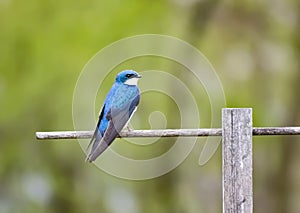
[[125, 74, 134, 78]]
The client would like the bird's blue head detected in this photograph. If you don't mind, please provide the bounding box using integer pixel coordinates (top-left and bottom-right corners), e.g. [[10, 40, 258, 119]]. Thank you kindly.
[[115, 70, 142, 85]]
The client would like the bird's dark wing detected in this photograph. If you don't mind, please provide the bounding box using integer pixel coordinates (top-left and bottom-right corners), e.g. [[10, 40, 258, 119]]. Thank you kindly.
[[86, 94, 140, 162], [85, 105, 105, 161]]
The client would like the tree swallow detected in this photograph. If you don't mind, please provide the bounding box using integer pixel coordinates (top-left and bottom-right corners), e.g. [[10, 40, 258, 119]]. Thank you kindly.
[[86, 70, 141, 162]]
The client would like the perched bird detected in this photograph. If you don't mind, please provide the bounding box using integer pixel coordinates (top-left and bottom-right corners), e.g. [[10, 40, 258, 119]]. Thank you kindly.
[[86, 70, 141, 162]]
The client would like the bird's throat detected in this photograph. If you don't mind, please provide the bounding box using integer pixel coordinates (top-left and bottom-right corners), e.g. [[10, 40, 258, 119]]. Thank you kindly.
[[124, 78, 139, 86]]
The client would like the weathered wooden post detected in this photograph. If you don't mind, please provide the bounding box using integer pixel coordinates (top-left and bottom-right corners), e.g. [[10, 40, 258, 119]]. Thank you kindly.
[[222, 108, 253, 213]]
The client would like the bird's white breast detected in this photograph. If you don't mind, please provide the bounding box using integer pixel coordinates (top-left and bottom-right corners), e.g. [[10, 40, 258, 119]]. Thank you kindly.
[[124, 77, 139, 86]]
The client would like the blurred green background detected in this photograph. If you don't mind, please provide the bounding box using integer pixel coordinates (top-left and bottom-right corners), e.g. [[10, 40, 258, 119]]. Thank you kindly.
[[1, 0, 300, 212]]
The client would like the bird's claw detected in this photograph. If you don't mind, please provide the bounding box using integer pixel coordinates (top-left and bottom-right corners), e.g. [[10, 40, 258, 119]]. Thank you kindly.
[[126, 125, 134, 131]]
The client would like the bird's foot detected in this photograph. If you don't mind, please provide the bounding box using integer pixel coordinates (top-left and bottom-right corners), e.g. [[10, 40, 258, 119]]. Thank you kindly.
[[126, 125, 134, 132]]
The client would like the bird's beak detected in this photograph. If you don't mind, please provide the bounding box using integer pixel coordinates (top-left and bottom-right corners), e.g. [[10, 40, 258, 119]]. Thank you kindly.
[[136, 74, 142, 78]]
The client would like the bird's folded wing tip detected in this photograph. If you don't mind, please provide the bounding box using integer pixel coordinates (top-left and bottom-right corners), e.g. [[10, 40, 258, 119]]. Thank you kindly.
[[85, 155, 94, 163]]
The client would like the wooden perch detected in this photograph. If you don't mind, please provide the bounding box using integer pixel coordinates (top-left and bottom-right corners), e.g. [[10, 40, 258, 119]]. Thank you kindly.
[[35, 127, 300, 140]]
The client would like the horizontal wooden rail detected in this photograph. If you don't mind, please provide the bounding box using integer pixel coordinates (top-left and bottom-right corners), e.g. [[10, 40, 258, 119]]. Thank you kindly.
[[35, 127, 300, 140]]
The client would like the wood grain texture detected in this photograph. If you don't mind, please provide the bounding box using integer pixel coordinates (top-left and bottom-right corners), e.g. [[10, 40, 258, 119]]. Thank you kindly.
[[222, 108, 253, 213]]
